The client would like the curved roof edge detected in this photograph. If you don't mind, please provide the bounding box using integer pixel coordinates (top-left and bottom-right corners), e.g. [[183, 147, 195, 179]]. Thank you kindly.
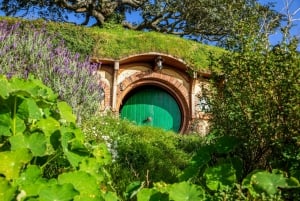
[[91, 52, 211, 78]]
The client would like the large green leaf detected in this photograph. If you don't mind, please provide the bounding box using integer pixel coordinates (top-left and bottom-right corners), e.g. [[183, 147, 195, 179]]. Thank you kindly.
[[0, 149, 32, 180], [125, 181, 143, 199], [178, 145, 212, 181], [39, 183, 79, 201], [9, 76, 57, 102], [10, 132, 47, 156], [28, 76, 57, 102], [9, 77, 38, 98], [61, 132, 86, 167], [0, 113, 11, 136], [0, 76, 11, 99], [101, 191, 120, 201], [58, 171, 101, 200], [0, 177, 17, 201], [18, 98, 42, 120], [204, 163, 236, 191], [27, 132, 47, 156], [36, 117, 60, 136], [137, 188, 167, 201], [14, 116, 26, 135], [16, 165, 48, 197], [168, 182, 205, 201], [57, 101, 76, 124], [242, 170, 300, 198], [79, 158, 105, 183], [61, 126, 85, 143]]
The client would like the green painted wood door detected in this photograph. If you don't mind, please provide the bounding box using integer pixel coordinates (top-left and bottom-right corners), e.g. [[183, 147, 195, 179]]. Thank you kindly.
[[120, 86, 181, 132]]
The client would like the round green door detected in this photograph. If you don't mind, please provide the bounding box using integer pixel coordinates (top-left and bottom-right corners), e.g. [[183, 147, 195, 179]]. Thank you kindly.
[[120, 86, 182, 132]]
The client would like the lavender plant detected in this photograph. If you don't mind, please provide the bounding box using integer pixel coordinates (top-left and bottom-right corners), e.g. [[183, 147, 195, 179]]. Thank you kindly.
[[0, 20, 103, 122]]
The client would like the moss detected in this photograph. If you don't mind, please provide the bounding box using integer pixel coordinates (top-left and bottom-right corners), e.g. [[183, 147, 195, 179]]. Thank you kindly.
[[0, 17, 225, 70]]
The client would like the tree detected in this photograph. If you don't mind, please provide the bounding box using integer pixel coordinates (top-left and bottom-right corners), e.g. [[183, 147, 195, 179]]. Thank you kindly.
[[0, 0, 278, 42], [209, 1, 300, 176]]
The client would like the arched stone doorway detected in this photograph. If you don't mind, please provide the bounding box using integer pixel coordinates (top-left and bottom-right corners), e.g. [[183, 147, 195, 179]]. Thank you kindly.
[[116, 70, 190, 133]]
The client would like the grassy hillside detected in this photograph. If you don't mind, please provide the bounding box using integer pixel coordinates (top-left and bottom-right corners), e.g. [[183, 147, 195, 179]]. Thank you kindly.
[[1, 17, 224, 70]]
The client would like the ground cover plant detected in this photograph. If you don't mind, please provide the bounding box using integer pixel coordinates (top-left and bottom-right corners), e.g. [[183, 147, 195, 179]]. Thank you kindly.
[[0, 20, 103, 122]]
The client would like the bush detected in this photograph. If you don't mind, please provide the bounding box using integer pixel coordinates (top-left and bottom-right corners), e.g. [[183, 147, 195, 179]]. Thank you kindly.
[[0, 20, 103, 122], [82, 114, 204, 198]]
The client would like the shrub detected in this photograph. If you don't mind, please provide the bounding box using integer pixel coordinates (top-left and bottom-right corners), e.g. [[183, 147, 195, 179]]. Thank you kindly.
[[0, 20, 103, 122], [82, 114, 204, 198]]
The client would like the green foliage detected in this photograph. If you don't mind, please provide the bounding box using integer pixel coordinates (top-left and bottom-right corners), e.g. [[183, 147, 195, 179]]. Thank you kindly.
[[206, 6, 300, 200], [242, 170, 300, 199], [204, 163, 236, 191], [0, 76, 119, 201], [82, 115, 204, 199]]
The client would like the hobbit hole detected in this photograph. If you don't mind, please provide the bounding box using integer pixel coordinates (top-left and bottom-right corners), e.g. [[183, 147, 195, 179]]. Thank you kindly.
[[93, 53, 211, 134]]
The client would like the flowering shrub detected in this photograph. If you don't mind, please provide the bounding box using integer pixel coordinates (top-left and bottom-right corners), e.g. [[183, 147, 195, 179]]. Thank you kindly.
[[0, 20, 103, 122]]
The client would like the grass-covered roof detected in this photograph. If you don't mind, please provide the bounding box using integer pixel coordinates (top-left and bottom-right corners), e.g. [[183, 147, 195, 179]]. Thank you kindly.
[[1, 17, 224, 71]]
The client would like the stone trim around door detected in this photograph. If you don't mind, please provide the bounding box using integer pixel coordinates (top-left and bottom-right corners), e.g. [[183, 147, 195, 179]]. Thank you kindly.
[[116, 70, 190, 133]]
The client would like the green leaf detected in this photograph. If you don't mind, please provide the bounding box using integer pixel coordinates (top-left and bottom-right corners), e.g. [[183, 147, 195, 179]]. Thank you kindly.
[[9, 77, 57, 102], [0, 103, 26, 136], [27, 132, 47, 156], [14, 116, 26, 135], [28, 77, 57, 102], [0, 149, 32, 180], [9, 133, 26, 150], [39, 183, 79, 201], [168, 182, 205, 201], [61, 132, 86, 167], [10, 132, 47, 156], [61, 126, 85, 143], [79, 158, 105, 183], [9, 77, 38, 98], [57, 101, 76, 123], [18, 98, 42, 120], [0, 76, 11, 99], [204, 163, 236, 191], [242, 170, 300, 198], [101, 191, 120, 201], [0, 113, 11, 136], [0, 177, 17, 201], [58, 171, 101, 200], [36, 117, 60, 136], [137, 188, 167, 201], [178, 146, 212, 181], [125, 181, 143, 199], [16, 165, 48, 196]]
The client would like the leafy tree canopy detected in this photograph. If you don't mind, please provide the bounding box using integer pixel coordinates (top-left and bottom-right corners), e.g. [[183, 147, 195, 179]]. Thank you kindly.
[[0, 0, 279, 42]]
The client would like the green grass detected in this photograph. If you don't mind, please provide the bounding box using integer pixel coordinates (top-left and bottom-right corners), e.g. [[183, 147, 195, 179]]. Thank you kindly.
[[1, 17, 225, 71]]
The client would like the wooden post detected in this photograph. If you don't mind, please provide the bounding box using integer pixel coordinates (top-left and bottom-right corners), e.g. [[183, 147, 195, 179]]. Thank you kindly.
[[112, 60, 119, 111]]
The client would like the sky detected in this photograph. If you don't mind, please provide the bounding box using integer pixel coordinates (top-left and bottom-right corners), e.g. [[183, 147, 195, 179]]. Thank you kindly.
[[0, 0, 299, 49], [258, 0, 300, 48]]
